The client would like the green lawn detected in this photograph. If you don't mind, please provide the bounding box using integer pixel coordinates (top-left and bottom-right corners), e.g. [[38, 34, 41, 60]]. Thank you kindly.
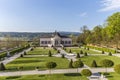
[[0, 73, 88, 80], [66, 47, 101, 54], [6, 56, 69, 71], [81, 55, 120, 67], [107, 72, 120, 80], [27, 47, 57, 55]]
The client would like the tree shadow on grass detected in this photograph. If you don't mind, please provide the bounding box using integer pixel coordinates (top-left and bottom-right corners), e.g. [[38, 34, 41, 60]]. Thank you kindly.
[[6, 76, 21, 79], [38, 75, 45, 77], [64, 73, 81, 76]]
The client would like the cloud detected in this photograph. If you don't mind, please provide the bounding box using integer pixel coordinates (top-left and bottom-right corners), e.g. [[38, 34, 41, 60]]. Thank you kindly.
[[79, 12, 87, 17], [99, 0, 120, 12]]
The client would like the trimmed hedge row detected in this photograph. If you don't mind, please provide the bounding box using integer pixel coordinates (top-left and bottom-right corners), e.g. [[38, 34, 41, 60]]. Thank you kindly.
[[86, 46, 116, 53], [0, 45, 30, 59]]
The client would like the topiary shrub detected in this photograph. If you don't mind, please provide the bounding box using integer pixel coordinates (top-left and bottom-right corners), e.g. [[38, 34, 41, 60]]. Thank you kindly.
[[81, 69, 92, 76], [57, 50, 60, 53], [108, 52, 112, 56], [20, 54, 23, 57], [46, 62, 57, 74], [69, 49, 72, 53], [48, 50, 52, 57], [61, 54, 65, 58], [84, 52, 88, 56], [114, 64, 120, 74], [80, 50, 83, 54], [91, 60, 97, 67], [73, 60, 84, 72], [24, 51, 27, 55], [76, 53, 80, 58], [69, 59, 73, 68], [31, 48, 34, 51], [102, 51, 105, 54], [0, 63, 6, 70]]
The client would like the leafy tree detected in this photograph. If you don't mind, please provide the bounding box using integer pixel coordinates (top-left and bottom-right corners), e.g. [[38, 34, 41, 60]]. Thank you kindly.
[[48, 50, 52, 57], [73, 60, 84, 72], [81, 69, 92, 77], [91, 60, 97, 67], [57, 50, 60, 53], [46, 62, 57, 74], [69, 59, 73, 68], [100, 59, 114, 73], [0, 63, 6, 70], [114, 64, 120, 74]]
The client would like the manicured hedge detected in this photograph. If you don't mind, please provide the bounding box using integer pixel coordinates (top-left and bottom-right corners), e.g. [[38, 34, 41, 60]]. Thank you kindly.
[[86, 46, 116, 53], [0, 45, 30, 60]]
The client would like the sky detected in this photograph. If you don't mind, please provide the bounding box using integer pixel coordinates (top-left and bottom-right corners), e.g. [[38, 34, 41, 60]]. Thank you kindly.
[[0, 0, 120, 32]]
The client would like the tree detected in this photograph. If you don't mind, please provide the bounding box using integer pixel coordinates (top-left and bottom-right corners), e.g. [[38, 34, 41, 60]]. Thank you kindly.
[[108, 52, 112, 56], [48, 50, 52, 57], [69, 59, 73, 68], [46, 62, 57, 74], [73, 60, 84, 72], [80, 50, 83, 54], [61, 54, 65, 58], [114, 64, 120, 74], [91, 60, 97, 67], [84, 52, 88, 56], [81, 69, 92, 77], [0, 63, 6, 70], [100, 59, 114, 73], [76, 53, 80, 58]]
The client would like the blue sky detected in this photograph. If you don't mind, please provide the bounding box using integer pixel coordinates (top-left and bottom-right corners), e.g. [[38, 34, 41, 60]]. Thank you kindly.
[[0, 0, 120, 32]]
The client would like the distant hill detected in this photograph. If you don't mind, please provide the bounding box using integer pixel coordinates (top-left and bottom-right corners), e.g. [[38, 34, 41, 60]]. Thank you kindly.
[[0, 31, 80, 40]]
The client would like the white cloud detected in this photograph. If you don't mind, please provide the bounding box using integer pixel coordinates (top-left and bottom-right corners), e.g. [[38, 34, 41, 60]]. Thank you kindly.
[[79, 12, 87, 17], [99, 0, 120, 12]]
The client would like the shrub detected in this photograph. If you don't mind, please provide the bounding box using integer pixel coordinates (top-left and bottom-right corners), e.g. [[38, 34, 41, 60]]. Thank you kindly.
[[69, 49, 72, 53], [20, 54, 23, 57], [24, 51, 27, 55], [69, 59, 73, 68], [0, 63, 6, 70], [73, 60, 84, 72], [80, 50, 83, 54], [57, 50, 60, 53], [61, 54, 65, 58], [114, 64, 120, 74], [84, 52, 88, 56], [76, 53, 80, 58], [108, 52, 112, 56], [48, 50, 52, 57], [46, 62, 57, 74], [102, 51, 105, 54], [87, 48, 89, 50], [31, 48, 34, 51], [100, 59, 114, 67], [81, 69, 92, 76], [91, 60, 97, 67]]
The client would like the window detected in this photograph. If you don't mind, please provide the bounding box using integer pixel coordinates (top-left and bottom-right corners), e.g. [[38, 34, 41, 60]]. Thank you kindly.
[[68, 41, 71, 44], [41, 41, 44, 44], [48, 41, 51, 44], [45, 41, 47, 44], [65, 41, 67, 44]]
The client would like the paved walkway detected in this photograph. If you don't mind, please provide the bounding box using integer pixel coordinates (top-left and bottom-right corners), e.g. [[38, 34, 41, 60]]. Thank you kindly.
[[0, 48, 31, 65], [0, 68, 114, 76]]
